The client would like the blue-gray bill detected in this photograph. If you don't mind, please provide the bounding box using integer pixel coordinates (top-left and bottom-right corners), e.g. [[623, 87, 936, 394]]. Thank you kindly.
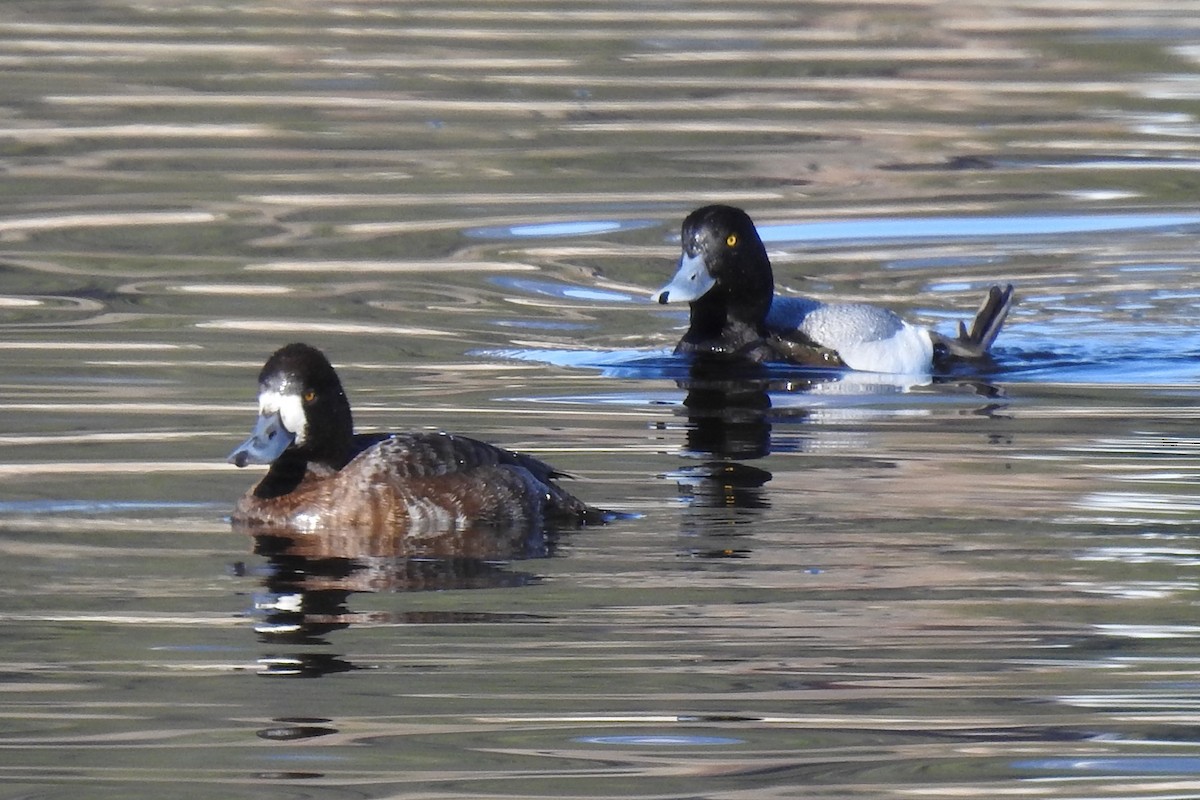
[[228, 410, 295, 468]]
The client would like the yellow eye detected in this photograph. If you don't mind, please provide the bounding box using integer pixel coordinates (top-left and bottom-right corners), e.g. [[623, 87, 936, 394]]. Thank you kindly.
[[726, 234, 738, 247], [302, 390, 316, 404]]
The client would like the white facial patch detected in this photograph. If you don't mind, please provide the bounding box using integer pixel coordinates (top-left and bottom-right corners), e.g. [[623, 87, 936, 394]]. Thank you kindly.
[[258, 389, 308, 445]]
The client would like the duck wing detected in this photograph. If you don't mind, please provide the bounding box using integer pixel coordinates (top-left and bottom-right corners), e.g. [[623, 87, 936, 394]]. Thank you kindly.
[[359, 432, 525, 476], [765, 330, 846, 367], [357, 432, 602, 523]]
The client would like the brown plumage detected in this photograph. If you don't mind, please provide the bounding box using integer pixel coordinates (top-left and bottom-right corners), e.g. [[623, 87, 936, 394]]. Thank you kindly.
[[228, 343, 605, 555]]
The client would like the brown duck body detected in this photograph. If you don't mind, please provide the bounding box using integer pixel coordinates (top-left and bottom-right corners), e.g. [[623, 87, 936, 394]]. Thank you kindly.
[[233, 431, 596, 538], [228, 344, 605, 558]]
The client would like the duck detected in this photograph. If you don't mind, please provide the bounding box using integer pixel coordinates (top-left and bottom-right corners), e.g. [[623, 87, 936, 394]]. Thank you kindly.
[[654, 205, 1014, 374], [227, 343, 605, 540]]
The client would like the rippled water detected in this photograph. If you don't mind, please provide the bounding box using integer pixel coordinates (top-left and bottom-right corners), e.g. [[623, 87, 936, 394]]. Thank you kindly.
[[5, 1, 1200, 798]]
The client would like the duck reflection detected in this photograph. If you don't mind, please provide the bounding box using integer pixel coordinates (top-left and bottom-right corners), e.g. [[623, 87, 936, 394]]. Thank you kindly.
[[678, 360, 776, 462], [244, 520, 562, 656], [227, 343, 609, 676], [666, 358, 811, 551], [663, 358, 1005, 551]]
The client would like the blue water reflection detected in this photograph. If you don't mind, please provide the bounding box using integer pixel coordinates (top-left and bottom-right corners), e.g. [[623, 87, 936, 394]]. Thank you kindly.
[[466, 218, 659, 239], [491, 319, 593, 331], [754, 213, 1200, 245], [576, 734, 746, 746], [1017, 756, 1200, 774], [0, 500, 218, 514], [469, 211, 1200, 246], [489, 277, 635, 302], [485, 315, 1200, 386], [482, 347, 870, 385]]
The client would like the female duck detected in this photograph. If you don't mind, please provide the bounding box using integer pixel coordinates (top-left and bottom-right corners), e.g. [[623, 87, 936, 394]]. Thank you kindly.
[[655, 205, 1014, 374], [228, 343, 603, 536]]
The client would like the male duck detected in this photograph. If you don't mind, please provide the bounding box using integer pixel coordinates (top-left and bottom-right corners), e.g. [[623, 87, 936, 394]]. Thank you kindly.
[[228, 343, 603, 535], [654, 205, 1014, 374]]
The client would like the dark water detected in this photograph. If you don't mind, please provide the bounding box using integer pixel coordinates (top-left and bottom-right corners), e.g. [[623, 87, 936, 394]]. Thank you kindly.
[[5, 2, 1200, 798]]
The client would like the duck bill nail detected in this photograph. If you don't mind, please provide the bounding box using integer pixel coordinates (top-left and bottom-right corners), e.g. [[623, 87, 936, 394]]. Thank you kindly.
[[227, 410, 296, 467], [653, 252, 715, 304]]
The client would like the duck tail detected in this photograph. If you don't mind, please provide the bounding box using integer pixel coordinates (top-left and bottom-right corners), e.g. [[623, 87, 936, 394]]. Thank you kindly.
[[933, 283, 1015, 360], [546, 493, 626, 527]]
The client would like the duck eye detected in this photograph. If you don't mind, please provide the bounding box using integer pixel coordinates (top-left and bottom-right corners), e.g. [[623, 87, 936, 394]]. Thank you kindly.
[[302, 390, 317, 404], [726, 234, 738, 247]]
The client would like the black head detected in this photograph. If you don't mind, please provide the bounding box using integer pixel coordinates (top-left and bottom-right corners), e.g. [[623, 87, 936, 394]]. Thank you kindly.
[[655, 205, 775, 352], [228, 342, 355, 471]]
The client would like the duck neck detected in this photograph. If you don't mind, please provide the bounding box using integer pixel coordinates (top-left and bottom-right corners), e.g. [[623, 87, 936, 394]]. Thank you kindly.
[[254, 452, 309, 499], [304, 388, 356, 471], [686, 253, 773, 349], [688, 289, 739, 340], [253, 440, 352, 500], [736, 244, 774, 327], [685, 293, 769, 356]]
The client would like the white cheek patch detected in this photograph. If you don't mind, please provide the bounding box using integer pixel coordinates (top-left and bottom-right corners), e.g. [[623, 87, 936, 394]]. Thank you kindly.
[[258, 390, 308, 446]]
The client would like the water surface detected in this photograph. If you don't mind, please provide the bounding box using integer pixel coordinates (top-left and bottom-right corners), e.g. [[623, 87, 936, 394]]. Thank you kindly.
[[4, 2, 1200, 798]]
